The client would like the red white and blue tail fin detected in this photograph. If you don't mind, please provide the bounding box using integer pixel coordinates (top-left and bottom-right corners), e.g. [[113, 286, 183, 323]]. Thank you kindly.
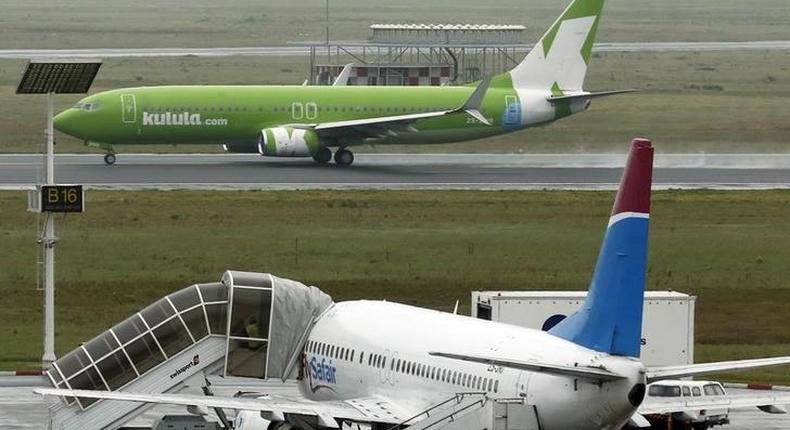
[[549, 138, 654, 357]]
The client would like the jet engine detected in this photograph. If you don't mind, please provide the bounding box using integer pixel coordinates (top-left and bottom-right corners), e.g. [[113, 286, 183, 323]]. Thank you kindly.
[[222, 141, 259, 153], [258, 127, 319, 157]]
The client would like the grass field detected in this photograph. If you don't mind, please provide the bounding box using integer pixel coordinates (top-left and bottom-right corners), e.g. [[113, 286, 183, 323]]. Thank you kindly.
[[2, 0, 790, 49], [0, 0, 789, 154], [1, 189, 789, 383]]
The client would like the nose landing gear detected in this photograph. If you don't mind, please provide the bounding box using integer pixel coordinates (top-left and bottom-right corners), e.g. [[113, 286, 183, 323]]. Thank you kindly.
[[103, 153, 117, 165]]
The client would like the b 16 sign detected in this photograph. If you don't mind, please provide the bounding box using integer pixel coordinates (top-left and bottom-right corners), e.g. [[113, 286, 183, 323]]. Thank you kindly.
[[41, 185, 84, 213]]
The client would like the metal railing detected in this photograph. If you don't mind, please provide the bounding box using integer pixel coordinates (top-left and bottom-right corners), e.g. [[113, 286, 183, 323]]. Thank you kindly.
[[386, 392, 488, 430]]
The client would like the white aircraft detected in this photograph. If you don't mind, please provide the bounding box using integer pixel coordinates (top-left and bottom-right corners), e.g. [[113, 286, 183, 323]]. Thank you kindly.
[[37, 139, 790, 429]]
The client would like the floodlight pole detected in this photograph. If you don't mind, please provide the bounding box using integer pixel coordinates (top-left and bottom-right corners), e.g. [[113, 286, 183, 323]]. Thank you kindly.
[[325, 0, 330, 60], [42, 91, 57, 367], [16, 59, 101, 369]]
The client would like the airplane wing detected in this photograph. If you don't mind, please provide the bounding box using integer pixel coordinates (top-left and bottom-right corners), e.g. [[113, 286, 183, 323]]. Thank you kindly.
[[638, 391, 790, 415], [647, 356, 790, 382], [429, 351, 626, 382], [309, 76, 493, 140], [34, 388, 415, 428]]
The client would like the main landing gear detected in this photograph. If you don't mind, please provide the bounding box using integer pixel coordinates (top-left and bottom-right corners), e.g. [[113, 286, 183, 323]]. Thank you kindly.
[[312, 146, 332, 164], [312, 147, 354, 166], [103, 153, 117, 165], [333, 148, 354, 166]]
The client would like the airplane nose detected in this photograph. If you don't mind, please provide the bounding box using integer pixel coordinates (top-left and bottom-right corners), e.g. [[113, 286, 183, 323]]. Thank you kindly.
[[53, 109, 80, 137]]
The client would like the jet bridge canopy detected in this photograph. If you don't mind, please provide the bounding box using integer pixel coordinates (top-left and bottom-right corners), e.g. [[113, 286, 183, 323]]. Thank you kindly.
[[44, 271, 333, 429]]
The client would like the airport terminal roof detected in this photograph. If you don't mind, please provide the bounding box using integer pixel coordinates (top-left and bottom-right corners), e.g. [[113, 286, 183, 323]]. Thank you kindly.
[[369, 23, 526, 44], [369, 24, 525, 31]]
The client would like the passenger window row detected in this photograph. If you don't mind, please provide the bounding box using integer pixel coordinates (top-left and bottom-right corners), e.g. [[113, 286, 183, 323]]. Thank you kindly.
[[393, 358, 499, 393], [303, 340, 499, 393], [305, 339, 356, 363], [142, 105, 451, 115]]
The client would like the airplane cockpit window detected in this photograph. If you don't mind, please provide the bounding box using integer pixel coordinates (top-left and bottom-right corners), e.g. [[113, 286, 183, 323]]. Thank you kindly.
[[682, 386, 691, 396], [692, 387, 701, 396], [648, 385, 682, 397], [73, 102, 101, 111]]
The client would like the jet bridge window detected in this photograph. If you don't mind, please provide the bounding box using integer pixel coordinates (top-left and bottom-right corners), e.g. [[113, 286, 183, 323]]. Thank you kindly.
[[181, 306, 209, 341], [125, 333, 166, 375], [96, 351, 137, 391], [84, 331, 120, 362], [152, 317, 193, 358], [56, 348, 92, 380], [140, 298, 175, 328], [225, 285, 273, 379], [68, 366, 107, 407], [112, 314, 148, 345], [169, 287, 201, 311]]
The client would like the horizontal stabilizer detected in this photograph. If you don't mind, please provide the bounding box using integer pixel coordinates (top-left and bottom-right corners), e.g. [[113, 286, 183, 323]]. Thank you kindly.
[[547, 89, 638, 102], [647, 356, 790, 382], [430, 351, 626, 382]]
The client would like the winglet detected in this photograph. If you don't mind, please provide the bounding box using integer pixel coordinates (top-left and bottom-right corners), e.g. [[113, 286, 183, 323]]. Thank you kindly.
[[549, 138, 654, 357], [454, 76, 492, 126]]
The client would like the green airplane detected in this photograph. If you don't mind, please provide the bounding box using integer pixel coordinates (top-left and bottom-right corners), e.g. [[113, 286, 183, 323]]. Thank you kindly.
[[54, 0, 632, 166]]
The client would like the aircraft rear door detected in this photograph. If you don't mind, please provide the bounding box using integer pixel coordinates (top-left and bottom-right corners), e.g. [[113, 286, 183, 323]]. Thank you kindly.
[[121, 94, 137, 123], [503, 95, 521, 130]]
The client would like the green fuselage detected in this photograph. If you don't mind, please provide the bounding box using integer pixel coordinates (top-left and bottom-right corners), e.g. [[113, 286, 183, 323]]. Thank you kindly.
[[54, 84, 533, 148]]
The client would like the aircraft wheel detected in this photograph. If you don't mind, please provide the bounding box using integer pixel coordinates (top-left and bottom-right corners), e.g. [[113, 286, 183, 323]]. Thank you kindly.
[[334, 149, 354, 166], [312, 146, 332, 164], [103, 154, 117, 165]]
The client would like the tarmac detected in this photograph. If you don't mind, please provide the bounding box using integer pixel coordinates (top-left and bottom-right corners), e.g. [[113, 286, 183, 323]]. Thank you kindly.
[[1, 153, 789, 191], [1, 380, 788, 430]]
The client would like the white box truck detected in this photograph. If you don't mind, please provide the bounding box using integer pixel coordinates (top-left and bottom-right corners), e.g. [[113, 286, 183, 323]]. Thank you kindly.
[[471, 291, 695, 367]]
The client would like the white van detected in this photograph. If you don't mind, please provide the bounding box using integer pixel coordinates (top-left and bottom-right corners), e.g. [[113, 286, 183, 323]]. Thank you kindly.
[[645, 380, 729, 429]]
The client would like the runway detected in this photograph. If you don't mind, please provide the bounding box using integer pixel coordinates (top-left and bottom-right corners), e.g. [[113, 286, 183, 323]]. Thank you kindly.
[[0, 154, 788, 191], [2, 41, 790, 59]]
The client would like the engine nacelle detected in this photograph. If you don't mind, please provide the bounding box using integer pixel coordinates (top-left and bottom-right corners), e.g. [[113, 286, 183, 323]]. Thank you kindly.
[[258, 127, 319, 157], [223, 141, 259, 153], [234, 410, 272, 430]]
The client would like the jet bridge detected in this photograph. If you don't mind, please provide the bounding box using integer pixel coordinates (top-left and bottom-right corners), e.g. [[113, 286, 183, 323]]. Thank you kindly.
[[42, 271, 333, 430]]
